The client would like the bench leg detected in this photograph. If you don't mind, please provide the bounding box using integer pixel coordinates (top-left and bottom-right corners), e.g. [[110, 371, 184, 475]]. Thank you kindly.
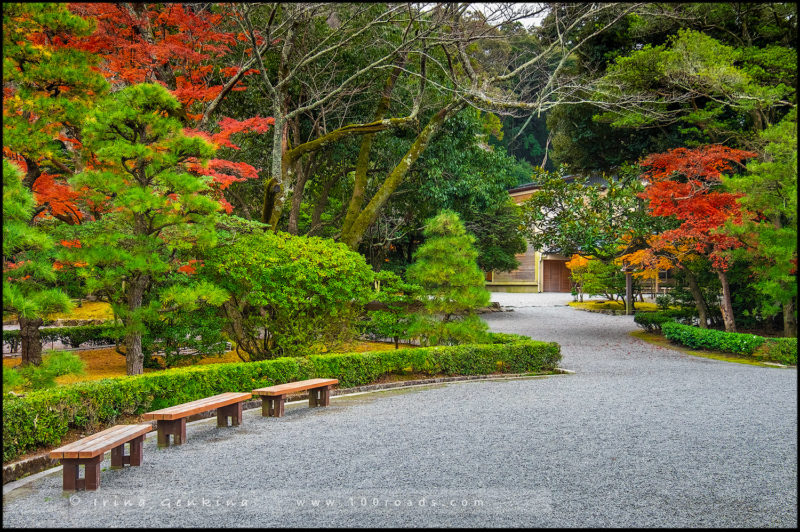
[[156, 419, 187, 447], [110, 435, 145, 468], [130, 435, 144, 466], [61, 459, 80, 491], [110, 444, 128, 469], [309, 389, 318, 408], [320, 385, 331, 407], [263, 395, 284, 417], [217, 402, 243, 427], [84, 456, 102, 491], [61, 456, 103, 491], [309, 386, 332, 408]]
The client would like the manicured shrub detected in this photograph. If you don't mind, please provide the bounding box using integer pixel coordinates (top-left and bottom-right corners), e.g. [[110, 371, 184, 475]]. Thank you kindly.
[[2, 324, 120, 351], [360, 270, 421, 348], [406, 211, 490, 346], [756, 338, 798, 366], [2, 336, 560, 463], [662, 322, 765, 355], [634, 309, 696, 332], [200, 217, 374, 360], [634, 311, 675, 333], [142, 304, 228, 368]]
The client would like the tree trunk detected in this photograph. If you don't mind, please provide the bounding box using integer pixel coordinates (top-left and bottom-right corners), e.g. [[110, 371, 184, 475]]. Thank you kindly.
[[717, 270, 737, 333], [124, 276, 148, 375], [681, 266, 709, 328], [263, 112, 288, 228], [341, 64, 405, 237], [784, 299, 797, 338], [340, 102, 462, 249], [19, 316, 44, 367], [308, 171, 339, 235], [287, 160, 307, 235], [625, 271, 634, 315]]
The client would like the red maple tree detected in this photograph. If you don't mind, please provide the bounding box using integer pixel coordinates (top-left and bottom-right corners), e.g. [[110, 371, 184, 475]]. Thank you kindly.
[[6, 4, 272, 223], [640, 145, 758, 332], [67, 3, 273, 214]]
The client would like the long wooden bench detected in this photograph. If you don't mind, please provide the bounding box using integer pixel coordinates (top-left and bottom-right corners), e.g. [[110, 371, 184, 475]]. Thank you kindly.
[[142, 392, 251, 447], [49, 424, 152, 491], [252, 378, 339, 417]]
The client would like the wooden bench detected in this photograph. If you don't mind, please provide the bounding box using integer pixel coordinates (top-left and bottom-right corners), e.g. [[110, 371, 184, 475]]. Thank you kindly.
[[49, 424, 152, 491], [252, 378, 339, 417], [142, 392, 251, 447]]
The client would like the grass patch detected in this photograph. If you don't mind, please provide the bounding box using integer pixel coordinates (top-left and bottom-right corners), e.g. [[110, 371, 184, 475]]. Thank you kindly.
[[5, 301, 115, 323], [629, 330, 780, 367], [570, 300, 661, 312]]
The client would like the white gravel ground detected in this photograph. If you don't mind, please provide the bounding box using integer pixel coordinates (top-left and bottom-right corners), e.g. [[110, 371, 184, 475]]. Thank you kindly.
[[2, 292, 796, 527]]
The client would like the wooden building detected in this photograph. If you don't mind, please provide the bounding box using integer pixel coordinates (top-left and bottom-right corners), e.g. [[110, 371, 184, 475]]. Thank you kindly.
[[485, 182, 572, 293]]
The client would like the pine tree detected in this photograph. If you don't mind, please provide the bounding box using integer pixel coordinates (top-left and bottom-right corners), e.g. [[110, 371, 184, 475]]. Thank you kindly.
[[406, 210, 490, 346], [2, 160, 72, 366], [67, 83, 228, 375]]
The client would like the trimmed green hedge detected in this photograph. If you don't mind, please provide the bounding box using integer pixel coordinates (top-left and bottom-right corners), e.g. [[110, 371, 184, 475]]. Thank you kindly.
[[2, 335, 560, 463], [3, 324, 119, 350], [634, 309, 696, 333], [757, 337, 798, 366], [661, 322, 797, 365], [634, 312, 675, 333]]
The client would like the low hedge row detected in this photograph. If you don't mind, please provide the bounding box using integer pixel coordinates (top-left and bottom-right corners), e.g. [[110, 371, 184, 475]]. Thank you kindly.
[[757, 337, 799, 366], [633, 309, 696, 333], [2, 334, 560, 463], [2, 324, 119, 351], [662, 322, 797, 364]]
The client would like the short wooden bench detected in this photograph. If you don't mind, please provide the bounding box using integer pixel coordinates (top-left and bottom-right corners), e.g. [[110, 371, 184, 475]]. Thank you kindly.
[[142, 392, 251, 447], [50, 424, 152, 491], [252, 378, 339, 417]]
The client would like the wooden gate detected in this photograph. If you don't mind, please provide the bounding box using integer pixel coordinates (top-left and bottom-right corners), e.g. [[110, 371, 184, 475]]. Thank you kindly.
[[543, 260, 572, 292]]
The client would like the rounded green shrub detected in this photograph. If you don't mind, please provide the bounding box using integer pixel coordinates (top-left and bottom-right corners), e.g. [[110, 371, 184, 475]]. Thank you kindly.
[[200, 217, 374, 360]]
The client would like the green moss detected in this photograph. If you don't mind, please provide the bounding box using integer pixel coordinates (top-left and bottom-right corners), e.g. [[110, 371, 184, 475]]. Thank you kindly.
[[569, 300, 662, 312]]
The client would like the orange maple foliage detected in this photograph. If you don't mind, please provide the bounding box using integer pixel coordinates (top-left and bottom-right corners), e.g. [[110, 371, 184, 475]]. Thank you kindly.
[[640, 145, 757, 271], [22, 3, 273, 219]]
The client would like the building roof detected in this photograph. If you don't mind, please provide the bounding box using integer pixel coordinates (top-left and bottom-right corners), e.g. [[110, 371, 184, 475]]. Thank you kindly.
[[509, 174, 616, 194]]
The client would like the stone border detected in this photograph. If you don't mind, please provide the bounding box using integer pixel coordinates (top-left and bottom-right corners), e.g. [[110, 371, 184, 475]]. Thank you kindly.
[[2, 370, 573, 488]]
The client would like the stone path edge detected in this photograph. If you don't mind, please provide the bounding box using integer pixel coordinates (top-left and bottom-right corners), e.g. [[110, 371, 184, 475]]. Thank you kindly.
[[2, 369, 573, 490]]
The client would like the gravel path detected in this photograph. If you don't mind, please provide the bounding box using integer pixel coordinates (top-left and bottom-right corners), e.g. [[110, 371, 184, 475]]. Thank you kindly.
[[2, 293, 796, 527]]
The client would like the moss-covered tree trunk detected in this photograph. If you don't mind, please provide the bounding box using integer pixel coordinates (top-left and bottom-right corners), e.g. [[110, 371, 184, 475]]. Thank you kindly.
[[263, 112, 289, 229], [340, 102, 463, 250], [341, 65, 405, 238]]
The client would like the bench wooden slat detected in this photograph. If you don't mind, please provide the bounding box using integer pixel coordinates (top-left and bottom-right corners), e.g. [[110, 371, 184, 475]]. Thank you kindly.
[[72, 425, 151, 459], [52, 425, 145, 457], [143, 393, 249, 420], [142, 392, 252, 421], [252, 378, 338, 396], [69, 425, 151, 459], [51, 424, 152, 460], [51, 425, 126, 455]]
